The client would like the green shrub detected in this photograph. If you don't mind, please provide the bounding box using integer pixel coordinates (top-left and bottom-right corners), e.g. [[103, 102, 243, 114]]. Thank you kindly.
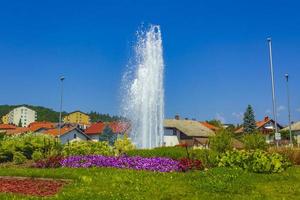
[[218, 150, 290, 173], [114, 136, 135, 155], [126, 147, 189, 159], [0, 133, 61, 163], [191, 149, 219, 168], [32, 151, 44, 162], [13, 151, 27, 164], [209, 129, 233, 153], [242, 133, 267, 150], [62, 141, 113, 156]]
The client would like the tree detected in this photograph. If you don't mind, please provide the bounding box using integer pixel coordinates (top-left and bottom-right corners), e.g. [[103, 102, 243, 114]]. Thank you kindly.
[[99, 126, 117, 146], [243, 105, 256, 134], [18, 119, 22, 127]]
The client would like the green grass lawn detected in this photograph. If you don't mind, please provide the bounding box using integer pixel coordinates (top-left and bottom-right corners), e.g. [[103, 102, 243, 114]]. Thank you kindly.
[[0, 167, 300, 200]]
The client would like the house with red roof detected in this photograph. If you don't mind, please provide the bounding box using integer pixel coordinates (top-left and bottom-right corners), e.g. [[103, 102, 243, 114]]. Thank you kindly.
[[85, 121, 130, 141], [0, 124, 17, 131], [235, 116, 283, 143], [199, 122, 220, 132], [28, 121, 56, 132], [42, 127, 90, 144]]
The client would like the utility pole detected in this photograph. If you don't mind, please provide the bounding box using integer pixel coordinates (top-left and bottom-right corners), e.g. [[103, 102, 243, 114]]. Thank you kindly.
[[285, 73, 293, 147], [59, 76, 65, 136], [267, 38, 280, 147]]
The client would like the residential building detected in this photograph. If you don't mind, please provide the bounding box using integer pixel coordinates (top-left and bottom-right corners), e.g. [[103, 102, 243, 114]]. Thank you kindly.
[[1, 114, 9, 124], [42, 127, 90, 144], [282, 121, 300, 146], [63, 111, 91, 128], [85, 121, 106, 141], [84, 121, 129, 141], [5, 127, 30, 136], [28, 121, 56, 132], [200, 122, 220, 132], [7, 106, 37, 127], [235, 116, 283, 143], [164, 119, 215, 147], [0, 124, 17, 134]]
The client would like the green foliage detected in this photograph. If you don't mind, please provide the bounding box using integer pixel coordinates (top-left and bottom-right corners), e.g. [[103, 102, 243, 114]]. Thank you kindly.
[[1, 166, 300, 199], [0, 133, 61, 163], [13, 151, 27, 164], [243, 105, 256, 133], [32, 151, 44, 162], [191, 149, 219, 168], [219, 150, 291, 173], [89, 111, 125, 122], [242, 133, 267, 150], [0, 104, 68, 123], [126, 147, 189, 159], [99, 126, 117, 145], [209, 129, 233, 153], [62, 141, 113, 156], [18, 119, 22, 127], [114, 136, 135, 155]]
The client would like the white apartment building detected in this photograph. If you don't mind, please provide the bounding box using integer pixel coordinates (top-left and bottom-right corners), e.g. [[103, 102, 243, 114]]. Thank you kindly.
[[8, 106, 37, 127]]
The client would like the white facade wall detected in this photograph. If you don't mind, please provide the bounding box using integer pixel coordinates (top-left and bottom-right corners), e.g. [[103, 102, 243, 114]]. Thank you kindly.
[[163, 136, 179, 146], [59, 129, 89, 144], [8, 106, 37, 127]]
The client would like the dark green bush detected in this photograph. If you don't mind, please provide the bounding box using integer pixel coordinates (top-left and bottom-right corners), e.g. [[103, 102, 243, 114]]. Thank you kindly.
[[242, 133, 267, 150], [209, 129, 233, 153], [191, 149, 219, 168], [126, 147, 189, 159]]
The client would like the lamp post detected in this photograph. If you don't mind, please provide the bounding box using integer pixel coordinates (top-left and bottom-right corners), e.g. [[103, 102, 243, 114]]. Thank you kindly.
[[285, 73, 293, 146], [267, 38, 279, 147], [59, 76, 65, 136]]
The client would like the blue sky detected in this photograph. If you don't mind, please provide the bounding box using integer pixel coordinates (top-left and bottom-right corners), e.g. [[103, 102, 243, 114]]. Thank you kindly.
[[0, 0, 299, 124]]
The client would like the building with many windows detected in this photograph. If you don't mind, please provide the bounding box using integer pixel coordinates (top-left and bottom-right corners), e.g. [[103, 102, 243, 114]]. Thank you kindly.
[[8, 106, 37, 127], [63, 111, 91, 127]]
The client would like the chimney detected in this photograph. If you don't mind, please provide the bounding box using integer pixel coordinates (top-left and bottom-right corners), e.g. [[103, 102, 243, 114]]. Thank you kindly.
[[264, 116, 269, 122], [175, 115, 180, 120]]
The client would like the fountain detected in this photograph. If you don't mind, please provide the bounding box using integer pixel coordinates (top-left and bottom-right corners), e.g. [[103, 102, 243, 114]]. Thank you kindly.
[[121, 25, 165, 149]]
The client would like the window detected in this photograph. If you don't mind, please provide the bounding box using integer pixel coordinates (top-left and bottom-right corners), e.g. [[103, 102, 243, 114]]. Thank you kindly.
[[74, 134, 77, 139]]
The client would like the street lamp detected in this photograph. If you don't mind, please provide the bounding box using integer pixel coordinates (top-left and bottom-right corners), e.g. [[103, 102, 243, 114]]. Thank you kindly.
[[267, 38, 280, 147], [59, 76, 65, 136], [285, 73, 293, 146]]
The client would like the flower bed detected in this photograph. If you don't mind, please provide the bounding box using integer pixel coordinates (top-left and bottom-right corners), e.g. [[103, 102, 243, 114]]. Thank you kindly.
[[60, 155, 182, 172], [0, 177, 66, 197]]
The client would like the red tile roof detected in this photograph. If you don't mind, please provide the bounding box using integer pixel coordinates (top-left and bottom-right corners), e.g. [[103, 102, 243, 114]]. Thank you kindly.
[[28, 122, 56, 132], [43, 127, 75, 137], [0, 124, 17, 130], [85, 121, 130, 135], [200, 122, 220, 132], [235, 116, 272, 133], [5, 127, 30, 135], [84, 122, 106, 135], [109, 122, 130, 133]]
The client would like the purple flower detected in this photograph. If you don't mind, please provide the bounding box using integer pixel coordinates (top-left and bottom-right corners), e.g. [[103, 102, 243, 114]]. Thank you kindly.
[[60, 155, 181, 172]]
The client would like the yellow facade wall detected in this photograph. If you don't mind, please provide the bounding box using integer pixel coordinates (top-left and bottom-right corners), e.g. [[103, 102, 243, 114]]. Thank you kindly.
[[1, 114, 9, 124], [63, 111, 90, 125]]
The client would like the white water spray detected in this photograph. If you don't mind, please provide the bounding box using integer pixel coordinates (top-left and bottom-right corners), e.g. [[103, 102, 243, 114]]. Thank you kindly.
[[122, 25, 165, 149]]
